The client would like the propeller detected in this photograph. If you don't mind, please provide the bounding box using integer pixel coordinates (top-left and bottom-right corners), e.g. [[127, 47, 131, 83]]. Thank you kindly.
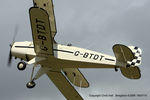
[[8, 50, 12, 66], [8, 25, 19, 67]]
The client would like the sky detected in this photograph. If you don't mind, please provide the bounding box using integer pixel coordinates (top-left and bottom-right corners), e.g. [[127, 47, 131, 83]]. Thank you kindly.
[[0, 0, 150, 100]]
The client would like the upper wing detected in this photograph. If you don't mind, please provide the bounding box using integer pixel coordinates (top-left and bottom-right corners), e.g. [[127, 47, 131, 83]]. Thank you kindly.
[[29, 7, 53, 56], [46, 70, 83, 100], [33, 0, 57, 38], [62, 68, 89, 88]]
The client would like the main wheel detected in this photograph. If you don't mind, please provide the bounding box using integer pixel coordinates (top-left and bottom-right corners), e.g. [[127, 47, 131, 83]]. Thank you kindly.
[[17, 61, 26, 71], [26, 81, 36, 89]]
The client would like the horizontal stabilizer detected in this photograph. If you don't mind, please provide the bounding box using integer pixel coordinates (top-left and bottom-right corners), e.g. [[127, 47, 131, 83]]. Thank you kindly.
[[113, 44, 135, 64], [113, 44, 142, 67], [113, 44, 142, 79], [120, 66, 141, 79]]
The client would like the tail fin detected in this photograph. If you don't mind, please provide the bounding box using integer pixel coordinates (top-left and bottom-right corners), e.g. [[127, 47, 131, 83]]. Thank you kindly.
[[127, 46, 142, 67], [113, 44, 142, 79]]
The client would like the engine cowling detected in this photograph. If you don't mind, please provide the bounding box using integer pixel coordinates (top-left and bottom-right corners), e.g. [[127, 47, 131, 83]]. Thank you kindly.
[[11, 41, 36, 61]]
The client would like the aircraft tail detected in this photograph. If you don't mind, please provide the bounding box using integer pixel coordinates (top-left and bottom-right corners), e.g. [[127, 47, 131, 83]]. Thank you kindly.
[[113, 44, 142, 79]]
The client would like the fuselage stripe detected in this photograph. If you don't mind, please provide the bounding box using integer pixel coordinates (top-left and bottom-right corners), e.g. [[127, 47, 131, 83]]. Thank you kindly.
[[53, 49, 74, 54], [15, 46, 74, 54], [15, 46, 34, 48], [105, 58, 115, 61]]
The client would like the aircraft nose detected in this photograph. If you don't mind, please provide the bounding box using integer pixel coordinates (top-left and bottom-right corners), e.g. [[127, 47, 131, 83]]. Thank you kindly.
[[11, 41, 35, 61]]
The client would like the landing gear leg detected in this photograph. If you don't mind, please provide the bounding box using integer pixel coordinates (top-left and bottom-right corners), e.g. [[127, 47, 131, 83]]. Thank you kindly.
[[26, 65, 36, 89]]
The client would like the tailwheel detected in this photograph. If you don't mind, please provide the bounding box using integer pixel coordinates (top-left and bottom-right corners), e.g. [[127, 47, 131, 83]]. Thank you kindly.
[[115, 67, 118, 72], [26, 81, 36, 89], [17, 61, 26, 71]]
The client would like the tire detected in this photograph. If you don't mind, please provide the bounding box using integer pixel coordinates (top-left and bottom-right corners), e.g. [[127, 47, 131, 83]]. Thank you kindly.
[[17, 61, 26, 71], [26, 81, 36, 89]]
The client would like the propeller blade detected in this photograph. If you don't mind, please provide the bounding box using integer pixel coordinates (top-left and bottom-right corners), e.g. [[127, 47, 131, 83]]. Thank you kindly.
[[7, 24, 19, 67], [8, 50, 12, 67], [12, 24, 19, 44]]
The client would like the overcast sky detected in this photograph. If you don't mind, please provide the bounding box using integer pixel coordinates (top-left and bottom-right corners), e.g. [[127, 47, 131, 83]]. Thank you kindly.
[[0, 0, 150, 100]]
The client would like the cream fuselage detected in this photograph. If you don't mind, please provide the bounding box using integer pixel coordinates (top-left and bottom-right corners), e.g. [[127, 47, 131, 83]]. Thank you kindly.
[[11, 41, 117, 68]]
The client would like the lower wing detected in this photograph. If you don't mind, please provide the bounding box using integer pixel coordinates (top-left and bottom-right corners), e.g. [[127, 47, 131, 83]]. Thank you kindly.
[[62, 68, 89, 88], [46, 69, 83, 100]]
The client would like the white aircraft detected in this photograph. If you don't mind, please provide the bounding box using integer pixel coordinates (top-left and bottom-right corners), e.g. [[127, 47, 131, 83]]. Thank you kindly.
[[8, 0, 142, 100]]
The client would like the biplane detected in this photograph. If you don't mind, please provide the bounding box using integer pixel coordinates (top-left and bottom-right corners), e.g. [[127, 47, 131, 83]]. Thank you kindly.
[[8, 0, 142, 100]]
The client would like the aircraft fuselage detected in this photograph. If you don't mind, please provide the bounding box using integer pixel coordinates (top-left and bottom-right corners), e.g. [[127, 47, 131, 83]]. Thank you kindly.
[[11, 41, 117, 68]]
